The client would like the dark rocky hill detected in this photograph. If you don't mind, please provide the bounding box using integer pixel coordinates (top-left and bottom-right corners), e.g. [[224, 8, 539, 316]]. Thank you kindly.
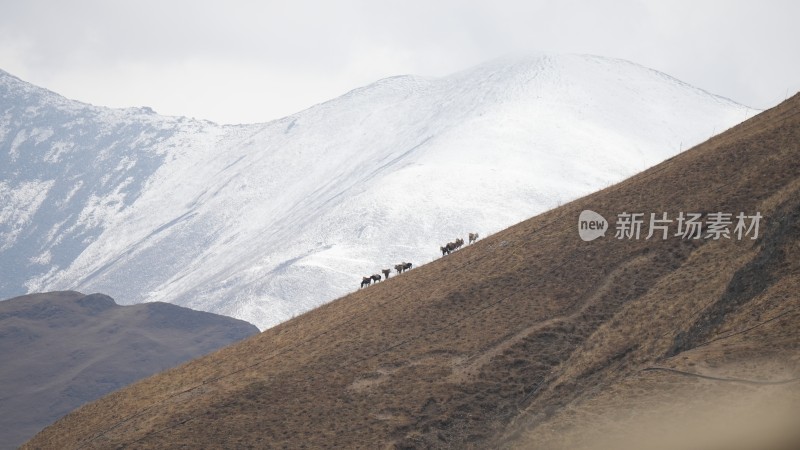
[[0, 291, 258, 449]]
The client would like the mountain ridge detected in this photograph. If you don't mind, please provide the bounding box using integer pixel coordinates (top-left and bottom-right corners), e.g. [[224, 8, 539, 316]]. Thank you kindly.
[[23, 92, 799, 449], [1, 54, 756, 329]]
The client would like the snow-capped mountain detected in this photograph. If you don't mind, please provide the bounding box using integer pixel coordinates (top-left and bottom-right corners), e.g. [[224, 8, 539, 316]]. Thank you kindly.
[[0, 54, 755, 329]]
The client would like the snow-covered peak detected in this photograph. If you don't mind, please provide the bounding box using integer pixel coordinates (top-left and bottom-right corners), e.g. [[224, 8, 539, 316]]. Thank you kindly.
[[1, 55, 756, 329]]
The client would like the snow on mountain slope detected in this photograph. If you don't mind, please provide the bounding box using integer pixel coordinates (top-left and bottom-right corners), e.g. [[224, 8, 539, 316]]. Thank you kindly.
[[0, 69, 220, 299], [1, 54, 755, 329]]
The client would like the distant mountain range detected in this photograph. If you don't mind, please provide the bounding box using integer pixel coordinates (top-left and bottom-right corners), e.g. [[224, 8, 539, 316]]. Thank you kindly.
[[0, 54, 756, 329], [23, 91, 799, 450], [0, 290, 258, 449]]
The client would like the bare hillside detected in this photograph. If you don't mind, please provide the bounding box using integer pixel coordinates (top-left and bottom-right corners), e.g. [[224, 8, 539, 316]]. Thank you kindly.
[[24, 93, 800, 449]]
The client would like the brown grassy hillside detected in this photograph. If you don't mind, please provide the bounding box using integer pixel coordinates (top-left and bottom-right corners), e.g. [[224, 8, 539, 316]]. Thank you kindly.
[[24, 93, 800, 449]]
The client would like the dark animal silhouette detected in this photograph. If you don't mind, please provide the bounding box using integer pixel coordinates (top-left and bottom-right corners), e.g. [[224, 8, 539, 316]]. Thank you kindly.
[[381, 269, 390, 279], [469, 232, 479, 244], [441, 239, 464, 256], [360, 277, 371, 288], [395, 262, 413, 274], [371, 274, 382, 283]]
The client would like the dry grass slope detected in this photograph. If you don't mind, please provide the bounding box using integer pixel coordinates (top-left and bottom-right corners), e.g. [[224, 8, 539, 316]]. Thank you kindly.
[[24, 94, 800, 449]]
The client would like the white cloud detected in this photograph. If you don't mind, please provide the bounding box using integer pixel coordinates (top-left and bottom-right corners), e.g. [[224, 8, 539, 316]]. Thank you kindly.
[[1, 0, 797, 123]]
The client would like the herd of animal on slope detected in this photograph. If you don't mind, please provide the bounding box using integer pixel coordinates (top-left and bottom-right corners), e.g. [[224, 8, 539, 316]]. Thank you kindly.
[[360, 232, 479, 288]]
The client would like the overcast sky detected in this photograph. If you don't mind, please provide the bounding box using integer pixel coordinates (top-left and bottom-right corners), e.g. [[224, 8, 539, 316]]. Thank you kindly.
[[1, 0, 797, 124]]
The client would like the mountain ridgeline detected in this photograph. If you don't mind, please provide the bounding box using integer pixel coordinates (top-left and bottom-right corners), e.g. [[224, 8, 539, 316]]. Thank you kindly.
[[0, 55, 755, 329], [24, 93, 800, 448]]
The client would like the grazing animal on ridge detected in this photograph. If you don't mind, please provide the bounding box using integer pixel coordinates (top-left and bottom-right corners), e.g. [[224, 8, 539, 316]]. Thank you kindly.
[[442, 240, 462, 256], [371, 274, 382, 283], [469, 232, 479, 244], [395, 262, 413, 274], [382, 268, 391, 279], [360, 277, 372, 288]]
